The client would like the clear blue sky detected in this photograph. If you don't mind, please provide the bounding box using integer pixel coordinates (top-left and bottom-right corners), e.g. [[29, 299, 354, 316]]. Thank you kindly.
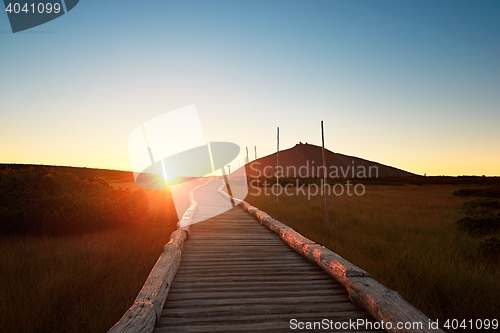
[[1, 0, 499, 175]]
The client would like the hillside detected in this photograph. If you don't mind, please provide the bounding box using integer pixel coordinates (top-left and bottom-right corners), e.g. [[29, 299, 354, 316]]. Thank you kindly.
[[241, 142, 415, 179]]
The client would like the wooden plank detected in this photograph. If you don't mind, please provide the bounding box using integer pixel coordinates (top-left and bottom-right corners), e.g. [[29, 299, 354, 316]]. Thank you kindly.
[[167, 287, 346, 296], [188, 234, 280, 239], [155, 319, 385, 333], [162, 295, 358, 307], [161, 301, 362, 316], [172, 275, 331, 283], [168, 286, 347, 301], [176, 258, 324, 266], [181, 248, 296, 255], [170, 274, 335, 283], [183, 240, 282, 247], [177, 261, 322, 268], [173, 269, 328, 276], [184, 244, 284, 248], [179, 255, 316, 263], [159, 311, 376, 326], [169, 282, 344, 292]]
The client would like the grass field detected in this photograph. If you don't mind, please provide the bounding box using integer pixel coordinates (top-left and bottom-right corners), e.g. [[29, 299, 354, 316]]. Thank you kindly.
[[2, 168, 498, 332], [243, 182, 500, 329], [0, 168, 189, 333]]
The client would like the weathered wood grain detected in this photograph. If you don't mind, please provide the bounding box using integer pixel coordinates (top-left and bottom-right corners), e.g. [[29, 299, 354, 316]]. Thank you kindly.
[[135, 244, 181, 318], [162, 299, 361, 314], [107, 302, 156, 333], [160, 310, 373, 325]]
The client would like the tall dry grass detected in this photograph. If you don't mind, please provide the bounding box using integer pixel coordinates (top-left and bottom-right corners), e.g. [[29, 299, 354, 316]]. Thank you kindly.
[[244, 184, 500, 327], [0, 188, 178, 333]]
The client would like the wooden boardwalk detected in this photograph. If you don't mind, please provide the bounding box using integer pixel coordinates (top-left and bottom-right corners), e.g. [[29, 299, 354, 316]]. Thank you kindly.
[[153, 181, 384, 333]]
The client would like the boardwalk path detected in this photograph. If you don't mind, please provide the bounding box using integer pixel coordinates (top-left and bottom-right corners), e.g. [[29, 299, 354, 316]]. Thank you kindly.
[[154, 180, 384, 332]]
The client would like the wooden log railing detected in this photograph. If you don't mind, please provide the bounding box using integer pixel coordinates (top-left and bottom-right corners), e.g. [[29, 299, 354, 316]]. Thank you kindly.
[[218, 183, 444, 333], [107, 181, 210, 333]]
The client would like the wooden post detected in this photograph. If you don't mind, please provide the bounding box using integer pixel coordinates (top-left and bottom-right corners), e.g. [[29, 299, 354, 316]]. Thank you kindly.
[[276, 127, 279, 203], [222, 166, 235, 207], [321, 121, 329, 226], [245, 147, 249, 185]]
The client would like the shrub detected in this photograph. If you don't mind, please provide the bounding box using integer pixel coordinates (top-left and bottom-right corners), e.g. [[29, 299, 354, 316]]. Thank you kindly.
[[455, 213, 500, 234], [453, 188, 483, 197], [0, 168, 148, 235], [453, 184, 500, 198], [462, 198, 500, 215], [478, 237, 500, 257]]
